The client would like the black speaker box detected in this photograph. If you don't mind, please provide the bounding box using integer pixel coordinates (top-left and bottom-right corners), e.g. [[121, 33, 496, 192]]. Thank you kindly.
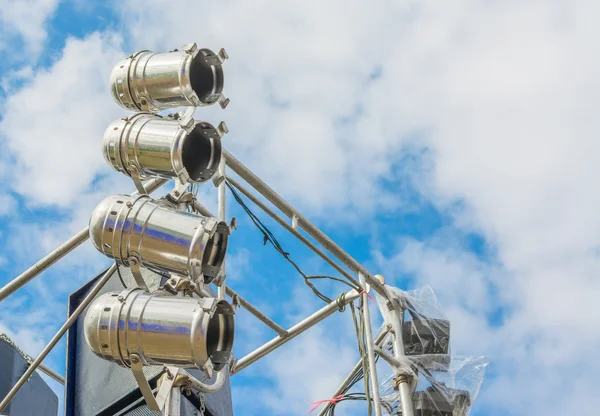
[[0, 336, 58, 416]]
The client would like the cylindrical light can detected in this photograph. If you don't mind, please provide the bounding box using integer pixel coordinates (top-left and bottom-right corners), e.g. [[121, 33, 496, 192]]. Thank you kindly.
[[110, 43, 226, 112], [89, 194, 228, 283], [84, 289, 235, 371], [102, 113, 222, 184]]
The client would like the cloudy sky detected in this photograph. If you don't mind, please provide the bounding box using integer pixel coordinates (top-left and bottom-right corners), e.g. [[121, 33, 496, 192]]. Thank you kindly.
[[1, 0, 599, 415]]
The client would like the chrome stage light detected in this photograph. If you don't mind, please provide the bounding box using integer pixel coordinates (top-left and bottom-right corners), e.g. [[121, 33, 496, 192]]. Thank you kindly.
[[110, 43, 228, 112], [102, 112, 225, 184], [84, 288, 234, 371], [89, 194, 228, 284]]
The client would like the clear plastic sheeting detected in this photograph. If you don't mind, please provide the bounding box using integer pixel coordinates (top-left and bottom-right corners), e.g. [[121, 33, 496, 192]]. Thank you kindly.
[[376, 285, 451, 358], [379, 355, 489, 416]]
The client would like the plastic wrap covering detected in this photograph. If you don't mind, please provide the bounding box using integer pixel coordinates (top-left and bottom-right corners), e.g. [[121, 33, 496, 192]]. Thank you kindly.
[[379, 355, 488, 416], [376, 286, 450, 357]]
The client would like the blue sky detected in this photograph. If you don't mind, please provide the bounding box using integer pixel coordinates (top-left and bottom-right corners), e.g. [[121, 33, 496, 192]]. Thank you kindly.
[[2, 1, 600, 415]]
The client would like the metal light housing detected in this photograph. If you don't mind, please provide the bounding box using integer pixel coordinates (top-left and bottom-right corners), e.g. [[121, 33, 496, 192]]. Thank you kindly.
[[89, 194, 228, 283], [110, 43, 228, 112], [102, 113, 223, 184], [84, 289, 234, 371]]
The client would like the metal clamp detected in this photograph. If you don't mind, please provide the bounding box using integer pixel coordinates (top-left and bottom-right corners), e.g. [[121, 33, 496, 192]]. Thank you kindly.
[[164, 275, 195, 296], [128, 165, 147, 195], [168, 182, 191, 203], [127, 255, 149, 292], [178, 107, 197, 132], [217, 94, 230, 109], [229, 217, 238, 233], [181, 43, 199, 56], [216, 121, 229, 137], [212, 172, 225, 188]]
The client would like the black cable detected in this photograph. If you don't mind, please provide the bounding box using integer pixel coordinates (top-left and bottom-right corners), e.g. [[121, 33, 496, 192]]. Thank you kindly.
[[226, 180, 360, 303], [115, 262, 127, 288]]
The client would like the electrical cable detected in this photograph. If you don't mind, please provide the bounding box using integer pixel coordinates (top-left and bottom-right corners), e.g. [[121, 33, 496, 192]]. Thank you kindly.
[[225, 180, 360, 303], [115, 262, 127, 288], [227, 178, 385, 416]]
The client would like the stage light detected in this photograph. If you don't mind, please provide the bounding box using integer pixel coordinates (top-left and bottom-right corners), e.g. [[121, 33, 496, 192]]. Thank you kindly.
[[102, 112, 225, 185], [110, 43, 228, 112], [411, 385, 470, 416], [89, 194, 228, 284], [84, 288, 234, 371], [403, 318, 450, 356]]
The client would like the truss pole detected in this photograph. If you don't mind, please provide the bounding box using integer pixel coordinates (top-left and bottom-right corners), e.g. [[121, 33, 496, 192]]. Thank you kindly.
[[383, 285, 415, 416], [0, 263, 117, 412], [358, 272, 383, 416], [35, 363, 64, 385], [317, 328, 390, 416], [225, 176, 358, 285], [231, 288, 361, 374], [0, 178, 167, 303], [223, 150, 387, 298], [225, 286, 287, 336], [0, 228, 88, 303], [217, 158, 227, 301]]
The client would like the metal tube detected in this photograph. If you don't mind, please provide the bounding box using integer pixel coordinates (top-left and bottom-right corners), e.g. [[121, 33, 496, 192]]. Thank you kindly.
[[226, 176, 358, 286], [0, 228, 89, 303], [0, 263, 117, 413], [218, 159, 227, 301], [188, 364, 228, 393], [358, 272, 383, 416], [373, 345, 402, 368], [232, 288, 361, 374], [36, 363, 64, 385], [192, 201, 213, 217], [0, 178, 167, 303], [383, 285, 414, 416], [224, 150, 387, 298], [225, 286, 287, 336], [317, 328, 390, 416]]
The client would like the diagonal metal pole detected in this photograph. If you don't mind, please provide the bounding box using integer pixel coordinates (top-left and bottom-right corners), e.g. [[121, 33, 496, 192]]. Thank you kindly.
[[226, 176, 358, 285], [0, 263, 117, 412], [224, 150, 387, 298], [0, 178, 167, 303], [231, 288, 361, 374], [317, 328, 390, 416], [35, 363, 65, 385], [225, 286, 287, 336]]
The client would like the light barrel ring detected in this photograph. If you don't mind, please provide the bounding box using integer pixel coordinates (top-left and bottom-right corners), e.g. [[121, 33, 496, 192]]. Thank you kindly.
[[102, 113, 222, 184], [89, 194, 228, 283], [84, 288, 235, 370], [110, 44, 226, 112]]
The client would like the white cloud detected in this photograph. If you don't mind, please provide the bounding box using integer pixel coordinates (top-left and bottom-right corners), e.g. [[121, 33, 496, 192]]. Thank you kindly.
[[0, 66, 33, 94], [0, 0, 59, 57], [0, 32, 126, 207]]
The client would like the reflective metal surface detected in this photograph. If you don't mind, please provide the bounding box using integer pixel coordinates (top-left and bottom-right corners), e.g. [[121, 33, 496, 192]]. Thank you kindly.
[[89, 194, 228, 283], [110, 43, 227, 112], [103, 113, 222, 184], [84, 289, 235, 371]]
